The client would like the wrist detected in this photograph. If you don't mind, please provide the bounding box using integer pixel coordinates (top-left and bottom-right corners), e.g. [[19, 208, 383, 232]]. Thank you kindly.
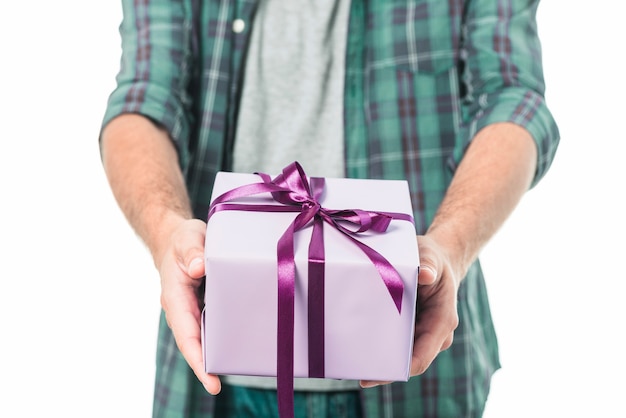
[[101, 114, 196, 269], [146, 208, 192, 270], [424, 223, 475, 285]]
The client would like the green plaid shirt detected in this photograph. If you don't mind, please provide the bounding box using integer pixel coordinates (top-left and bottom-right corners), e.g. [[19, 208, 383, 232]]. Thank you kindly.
[[102, 0, 559, 416]]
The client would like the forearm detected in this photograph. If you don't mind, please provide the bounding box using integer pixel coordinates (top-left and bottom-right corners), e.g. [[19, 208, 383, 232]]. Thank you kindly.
[[100, 113, 193, 266], [426, 122, 537, 282]]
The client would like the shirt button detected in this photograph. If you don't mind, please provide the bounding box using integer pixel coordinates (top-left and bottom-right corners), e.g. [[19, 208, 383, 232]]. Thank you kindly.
[[233, 19, 245, 33]]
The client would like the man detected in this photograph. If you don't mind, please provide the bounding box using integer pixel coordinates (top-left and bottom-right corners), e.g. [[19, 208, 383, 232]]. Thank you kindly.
[[100, 0, 559, 416]]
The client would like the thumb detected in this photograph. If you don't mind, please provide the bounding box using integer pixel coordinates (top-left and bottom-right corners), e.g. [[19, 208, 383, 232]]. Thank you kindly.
[[187, 256, 205, 279], [418, 264, 437, 285], [174, 218, 207, 279]]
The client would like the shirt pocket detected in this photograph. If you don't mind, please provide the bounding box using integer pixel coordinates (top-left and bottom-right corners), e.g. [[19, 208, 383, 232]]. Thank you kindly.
[[367, 0, 461, 75]]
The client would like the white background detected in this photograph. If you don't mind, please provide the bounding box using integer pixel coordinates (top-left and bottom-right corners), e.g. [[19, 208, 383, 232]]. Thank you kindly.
[[1, 1, 624, 417]]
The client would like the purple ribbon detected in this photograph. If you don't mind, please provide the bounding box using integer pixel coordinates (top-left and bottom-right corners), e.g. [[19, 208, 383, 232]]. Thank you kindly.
[[207, 162, 413, 418]]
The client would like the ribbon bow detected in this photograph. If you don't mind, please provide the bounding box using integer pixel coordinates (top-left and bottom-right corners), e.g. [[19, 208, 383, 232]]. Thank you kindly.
[[207, 162, 413, 418]]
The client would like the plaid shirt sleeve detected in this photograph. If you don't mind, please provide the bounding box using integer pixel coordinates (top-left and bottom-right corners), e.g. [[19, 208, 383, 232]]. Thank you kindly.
[[101, 0, 195, 171], [455, 0, 560, 187]]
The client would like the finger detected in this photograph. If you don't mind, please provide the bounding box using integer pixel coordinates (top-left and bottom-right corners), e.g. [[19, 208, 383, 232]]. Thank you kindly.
[[165, 291, 221, 395], [174, 219, 206, 279], [359, 379, 393, 388], [187, 256, 205, 279], [177, 332, 222, 395], [409, 329, 444, 376], [410, 299, 458, 376], [417, 264, 437, 286], [440, 332, 454, 352]]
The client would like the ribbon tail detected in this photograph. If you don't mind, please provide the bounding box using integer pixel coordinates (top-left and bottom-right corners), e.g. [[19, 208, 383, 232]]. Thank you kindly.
[[308, 216, 325, 378], [276, 208, 316, 418], [276, 223, 295, 418], [342, 231, 404, 313]]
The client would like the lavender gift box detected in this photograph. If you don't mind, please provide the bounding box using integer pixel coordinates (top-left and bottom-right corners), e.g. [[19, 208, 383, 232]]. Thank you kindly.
[[202, 166, 419, 382]]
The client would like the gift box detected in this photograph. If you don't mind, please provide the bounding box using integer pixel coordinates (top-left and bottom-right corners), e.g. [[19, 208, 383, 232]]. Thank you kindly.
[[202, 163, 419, 385]]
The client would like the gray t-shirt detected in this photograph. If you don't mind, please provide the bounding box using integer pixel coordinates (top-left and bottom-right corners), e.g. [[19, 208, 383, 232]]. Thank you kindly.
[[232, 0, 346, 179], [229, 0, 360, 391]]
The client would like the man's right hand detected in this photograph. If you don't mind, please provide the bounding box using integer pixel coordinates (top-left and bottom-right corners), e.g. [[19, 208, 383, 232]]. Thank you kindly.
[[100, 115, 221, 394], [156, 217, 222, 395]]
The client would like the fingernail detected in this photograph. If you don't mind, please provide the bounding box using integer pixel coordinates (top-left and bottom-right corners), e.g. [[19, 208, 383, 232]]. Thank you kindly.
[[421, 265, 436, 276], [189, 257, 204, 273]]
